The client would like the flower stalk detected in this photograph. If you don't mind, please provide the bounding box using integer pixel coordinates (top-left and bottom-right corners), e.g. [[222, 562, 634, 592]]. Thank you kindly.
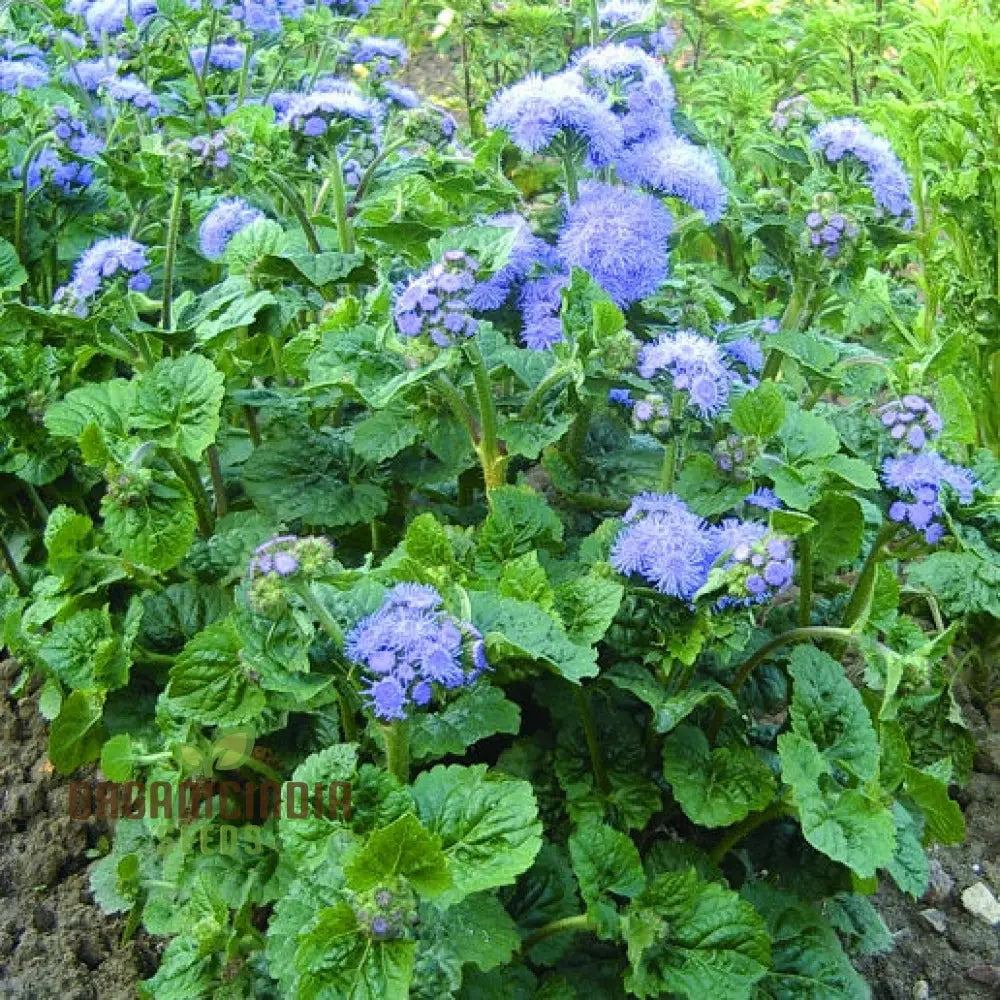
[[382, 720, 410, 784], [160, 180, 184, 330]]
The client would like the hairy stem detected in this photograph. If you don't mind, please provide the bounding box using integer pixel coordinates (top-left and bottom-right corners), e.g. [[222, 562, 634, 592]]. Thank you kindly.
[[841, 521, 900, 628], [562, 149, 580, 204], [206, 446, 228, 519], [0, 533, 27, 594], [328, 147, 355, 254], [382, 720, 410, 784], [710, 800, 793, 863], [762, 280, 814, 380], [466, 339, 507, 493], [728, 626, 857, 695], [265, 171, 322, 254], [797, 534, 812, 627], [522, 913, 591, 952], [576, 686, 611, 796], [161, 181, 184, 330], [295, 582, 345, 647], [165, 453, 214, 537]]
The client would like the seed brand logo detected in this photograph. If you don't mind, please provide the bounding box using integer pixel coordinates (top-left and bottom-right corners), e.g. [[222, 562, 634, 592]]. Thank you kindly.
[[68, 729, 351, 857]]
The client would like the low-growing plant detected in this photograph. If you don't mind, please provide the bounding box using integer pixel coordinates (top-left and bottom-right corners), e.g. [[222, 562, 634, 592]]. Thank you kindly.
[[0, 0, 997, 997]]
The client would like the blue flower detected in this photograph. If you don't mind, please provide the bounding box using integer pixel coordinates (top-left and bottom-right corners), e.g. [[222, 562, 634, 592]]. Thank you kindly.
[[746, 487, 782, 511], [596, 0, 655, 24], [572, 45, 675, 145], [638, 329, 735, 418], [54, 237, 150, 316], [811, 118, 914, 225], [721, 337, 764, 373], [709, 520, 794, 608], [199, 198, 266, 260], [280, 87, 381, 138], [348, 36, 407, 71], [394, 250, 480, 348], [485, 70, 624, 166], [190, 42, 247, 74], [382, 81, 420, 109], [0, 59, 49, 93], [882, 451, 976, 543], [103, 75, 160, 115], [557, 181, 672, 307], [615, 135, 728, 222], [467, 213, 554, 312], [517, 272, 568, 350], [73, 0, 158, 38], [608, 388, 633, 407], [878, 394, 942, 451], [64, 56, 120, 92], [346, 583, 488, 722], [611, 493, 716, 599]]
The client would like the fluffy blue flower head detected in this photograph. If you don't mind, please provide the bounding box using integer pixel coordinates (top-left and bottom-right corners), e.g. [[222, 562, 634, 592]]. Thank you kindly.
[[199, 198, 266, 260], [811, 118, 914, 225], [616, 134, 727, 222], [557, 181, 671, 308], [281, 87, 381, 139], [103, 75, 160, 115], [878, 394, 942, 452], [572, 45, 675, 145], [468, 213, 554, 312], [637, 329, 736, 418], [72, 0, 157, 38], [517, 272, 568, 350], [709, 520, 795, 608], [345, 584, 488, 722], [394, 250, 480, 349], [485, 71, 624, 166], [191, 42, 246, 73], [611, 493, 716, 600], [65, 56, 120, 92], [882, 451, 976, 544], [0, 59, 49, 93], [596, 0, 654, 24], [54, 237, 151, 316]]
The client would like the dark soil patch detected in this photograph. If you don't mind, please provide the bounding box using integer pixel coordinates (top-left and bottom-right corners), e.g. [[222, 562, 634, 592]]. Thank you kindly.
[[854, 698, 1000, 1000], [0, 658, 158, 1000]]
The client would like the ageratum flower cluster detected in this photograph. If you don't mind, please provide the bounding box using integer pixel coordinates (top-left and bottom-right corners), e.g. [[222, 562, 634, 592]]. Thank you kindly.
[[882, 452, 977, 544], [187, 132, 231, 173], [812, 117, 915, 226], [345, 583, 488, 722], [804, 205, 860, 260], [190, 42, 247, 74], [199, 197, 266, 260], [0, 58, 49, 93], [394, 250, 480, 348], [280, 85, 381, 140], [13, 148, 93, 197], [53, 237, 151, 316], [346, 36, 407, 77], [878, 394, 942, 451], [351, 884, 419, 941], [637, 329, 747, 419], [610, 493, 793, 605], [247, 535, 335, 614], [51, 106, 104, 157]]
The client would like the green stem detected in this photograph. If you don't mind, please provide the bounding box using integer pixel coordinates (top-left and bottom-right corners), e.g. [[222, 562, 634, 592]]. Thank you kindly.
[[15, 134, 53, 276], [588, 0, 600, 46], [236, 39, 254, 105], [243, 406, 262, 447], [466, 339, 507, 492], [519, 366, 569, 421], [295, 582, 345, 647], [841, 521, 900, 628], [328, 147, 355, 254], [797, 535, 812, 627], [24, 483, 49, 522], [265, 172, 322, 254], [269, 335, 285, 384], [710, 800, 792, 863], [348, 139, 408, 210], [338, 693, 358, 743], [206, 445, 228, 520], [727, 626, 857, 695], [522, 913, 591, 953], [161, 180, 183, 331], [562, 149, 580, 204], [576, 686, 611, 796], [132, 647, 177, 666], [436, 374, 478, 443], [165, 453, 214, 537], [762, 280, 814, 381], [563, 395, 593, 469], [0, 533, 27, 594], [382, 721, 410, 784]]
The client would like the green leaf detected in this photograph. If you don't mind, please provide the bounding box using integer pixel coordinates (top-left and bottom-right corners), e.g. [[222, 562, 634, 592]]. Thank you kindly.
[[675, 453, 753, 518], [745, 885, 870, 999], [101, 469, 196, 571], [470, 592, 598, 683], [606, 663, 737, 734], [777, 733, 895, 878], [476, 485, 563, 576], [0, 237, 28, 293], [43, 506, 93, 575], [731, 383, 786, 439], [165, 619, 266, 726], [808, 492, 864, 574], [662, 726, 776, 828], [345, 813, 452, 897], [770, 510, 818, 536], [824, 892, 893, 957], [886, 801, 929, 898], [786, 646, 878, 780], [38, 677, 62, 720], [132, 355, 225, 460], [822, 455, 879, 491], [420, 893, 520, 980], [243, 425, 387, 528], [49, 690, 106, 775], [767, 464, 820, 510], [553, 573, 623, 646], [569, 819, 645, 938], [412, 764, 542, 904], [410, 684, 520, 762], [906, 552, 1000, 618], [936, 373, 976, 447], [101, 733, 136, 782], [44, 379, 136, 443], [780, 410, 840, 462], [38, 607, 130, 691], [623, 869, 771, 1000], [403, 512, 457, 572], [295, 902, 415, 1000], [766, 329, 838, 372], [258, 250, 367, 287], [499, 415, 573, 460], [499, 551, 555, 608], [194, 289, 276, 343], [352, 407, 421, 463], [902, 765, 965, 845]]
